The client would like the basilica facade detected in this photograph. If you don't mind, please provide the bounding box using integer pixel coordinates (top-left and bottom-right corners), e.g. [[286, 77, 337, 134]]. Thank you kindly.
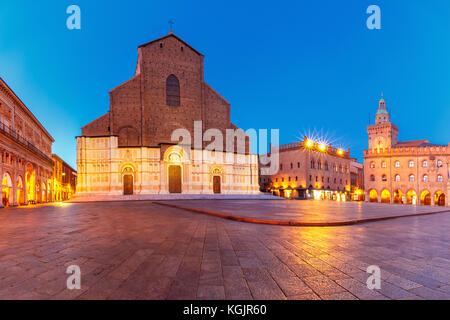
[[76, 32, 260, 196], [364, 97, 448, 206]]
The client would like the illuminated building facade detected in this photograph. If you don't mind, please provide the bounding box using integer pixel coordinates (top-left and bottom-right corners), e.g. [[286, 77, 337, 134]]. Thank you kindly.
[[350, 161, 365, 201], [0, 77, 54, 207], [260, 136, 355, 201], [76, 33, 259, 197], [364, 97, 448, 206], [52, 154, 77, 201]]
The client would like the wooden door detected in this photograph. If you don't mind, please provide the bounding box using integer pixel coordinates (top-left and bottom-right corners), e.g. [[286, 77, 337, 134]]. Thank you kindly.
[[169, 166, 182, 194], [213, 176, 221, 194], [123, 174, 134, 195], [438, 194, 445, 206]]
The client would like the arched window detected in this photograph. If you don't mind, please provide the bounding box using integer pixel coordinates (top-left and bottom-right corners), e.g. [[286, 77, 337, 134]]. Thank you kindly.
[[166, 75, 180, 106], [437, 160, 443, 168], [422, 160, 428, 167], [370, 175, 375, 182], [409, 174, 415, 182], [382, 175, 387, 182], [381, 161, 386, 168], [408, 161, 414, 168], [423, 175, 428, 182], [394, 161, 400, 168], [370, 162, 375, 168], [437, 175, 443, 182], [395, 175, 400, 182]]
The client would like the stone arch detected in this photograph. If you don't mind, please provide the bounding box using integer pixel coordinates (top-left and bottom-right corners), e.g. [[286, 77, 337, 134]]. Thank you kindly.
[[434, 191, 446, 207], [2, 172, 13, 207], [118, 126, 140, 147], [369, 189, 378, 202], [163, 145, 185, 163], [420, 190, 431, 205], [381, 189, 391, 203], [406, 189, 417, 205], [393, 189, 403, 204], [16, 175, 24, 205], [2, 172, 12, 187]]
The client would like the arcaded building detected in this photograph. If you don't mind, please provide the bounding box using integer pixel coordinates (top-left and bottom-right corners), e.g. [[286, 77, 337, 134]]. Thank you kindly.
[[76, 32, 259, 196], [260, 136, 358, 201], [1, 77, 54, 207], [52, 154, 77, 201], [364, 97, 448, 206]]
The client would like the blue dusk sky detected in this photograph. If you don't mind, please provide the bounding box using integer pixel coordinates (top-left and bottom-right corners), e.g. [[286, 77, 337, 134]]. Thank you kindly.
[[0, 0, 449, 168]]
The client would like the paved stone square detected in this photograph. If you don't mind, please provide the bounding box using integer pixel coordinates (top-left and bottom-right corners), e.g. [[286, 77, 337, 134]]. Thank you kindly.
[[0, 200, 449, 300], [156, 200, 450, 224]]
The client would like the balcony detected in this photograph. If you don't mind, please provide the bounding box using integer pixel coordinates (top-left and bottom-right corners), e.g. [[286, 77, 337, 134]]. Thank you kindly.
[[0, 121, 53, 164]]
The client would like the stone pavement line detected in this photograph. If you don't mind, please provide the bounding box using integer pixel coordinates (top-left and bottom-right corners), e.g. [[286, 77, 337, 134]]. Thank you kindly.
[[152, 201, 450, 227]]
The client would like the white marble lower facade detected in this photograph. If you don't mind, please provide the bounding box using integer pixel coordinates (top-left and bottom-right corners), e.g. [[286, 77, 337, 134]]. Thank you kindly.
[[76, 136, 260, 196]]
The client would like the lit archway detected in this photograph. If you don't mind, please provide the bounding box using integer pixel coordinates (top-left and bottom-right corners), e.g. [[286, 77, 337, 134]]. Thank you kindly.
[[2, 172, 13, 207], [381, 189, 391, 203], [434, 191, 446, 207], [369, 189, 378, 202], [42, 182, 47, 202], [406, 190, 417, 205], [16, 176, 24, 205], [25, 164, 36, 202], [420, 190, 431, 205], [393, 189, 403, 204], [36, 183, 41, 203]]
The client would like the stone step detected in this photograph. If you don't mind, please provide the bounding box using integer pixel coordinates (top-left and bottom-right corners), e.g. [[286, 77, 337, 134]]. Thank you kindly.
[[69, 193, 283, 203]]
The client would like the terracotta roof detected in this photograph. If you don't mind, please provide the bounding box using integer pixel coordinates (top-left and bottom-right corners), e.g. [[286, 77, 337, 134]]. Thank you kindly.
[[138, 33, 203, 56], [394, 140, 442, 147]]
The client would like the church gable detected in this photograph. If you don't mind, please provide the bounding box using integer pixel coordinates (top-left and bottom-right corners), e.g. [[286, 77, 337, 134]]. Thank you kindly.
[[138, 33, 203, 57]]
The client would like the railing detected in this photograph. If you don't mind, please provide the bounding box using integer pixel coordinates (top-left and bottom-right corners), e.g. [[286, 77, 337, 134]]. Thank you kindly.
[[0, 121, 53, 164]]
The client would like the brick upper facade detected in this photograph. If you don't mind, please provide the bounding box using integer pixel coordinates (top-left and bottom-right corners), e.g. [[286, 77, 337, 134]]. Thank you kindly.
[[82, 32, 248, 152]]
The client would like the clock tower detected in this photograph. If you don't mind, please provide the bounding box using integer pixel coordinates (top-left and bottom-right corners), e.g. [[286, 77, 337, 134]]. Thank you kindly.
[[367, 95, 398, 151]]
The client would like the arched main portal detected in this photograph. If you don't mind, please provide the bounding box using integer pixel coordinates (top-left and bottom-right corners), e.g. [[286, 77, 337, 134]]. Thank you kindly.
[[168, 165, 182, 194], [420, 190, 431, 205], [122, 167, 134, 195], [16, 176, 24, 206], [2, 172, 13, 207], [435, 191, 446, 207], [164, 147, 184, 194], [406, 190, 417, 205], [381, 189, 391, 203], [393, 189, 403, 204], [369, 189, 378, 202]]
